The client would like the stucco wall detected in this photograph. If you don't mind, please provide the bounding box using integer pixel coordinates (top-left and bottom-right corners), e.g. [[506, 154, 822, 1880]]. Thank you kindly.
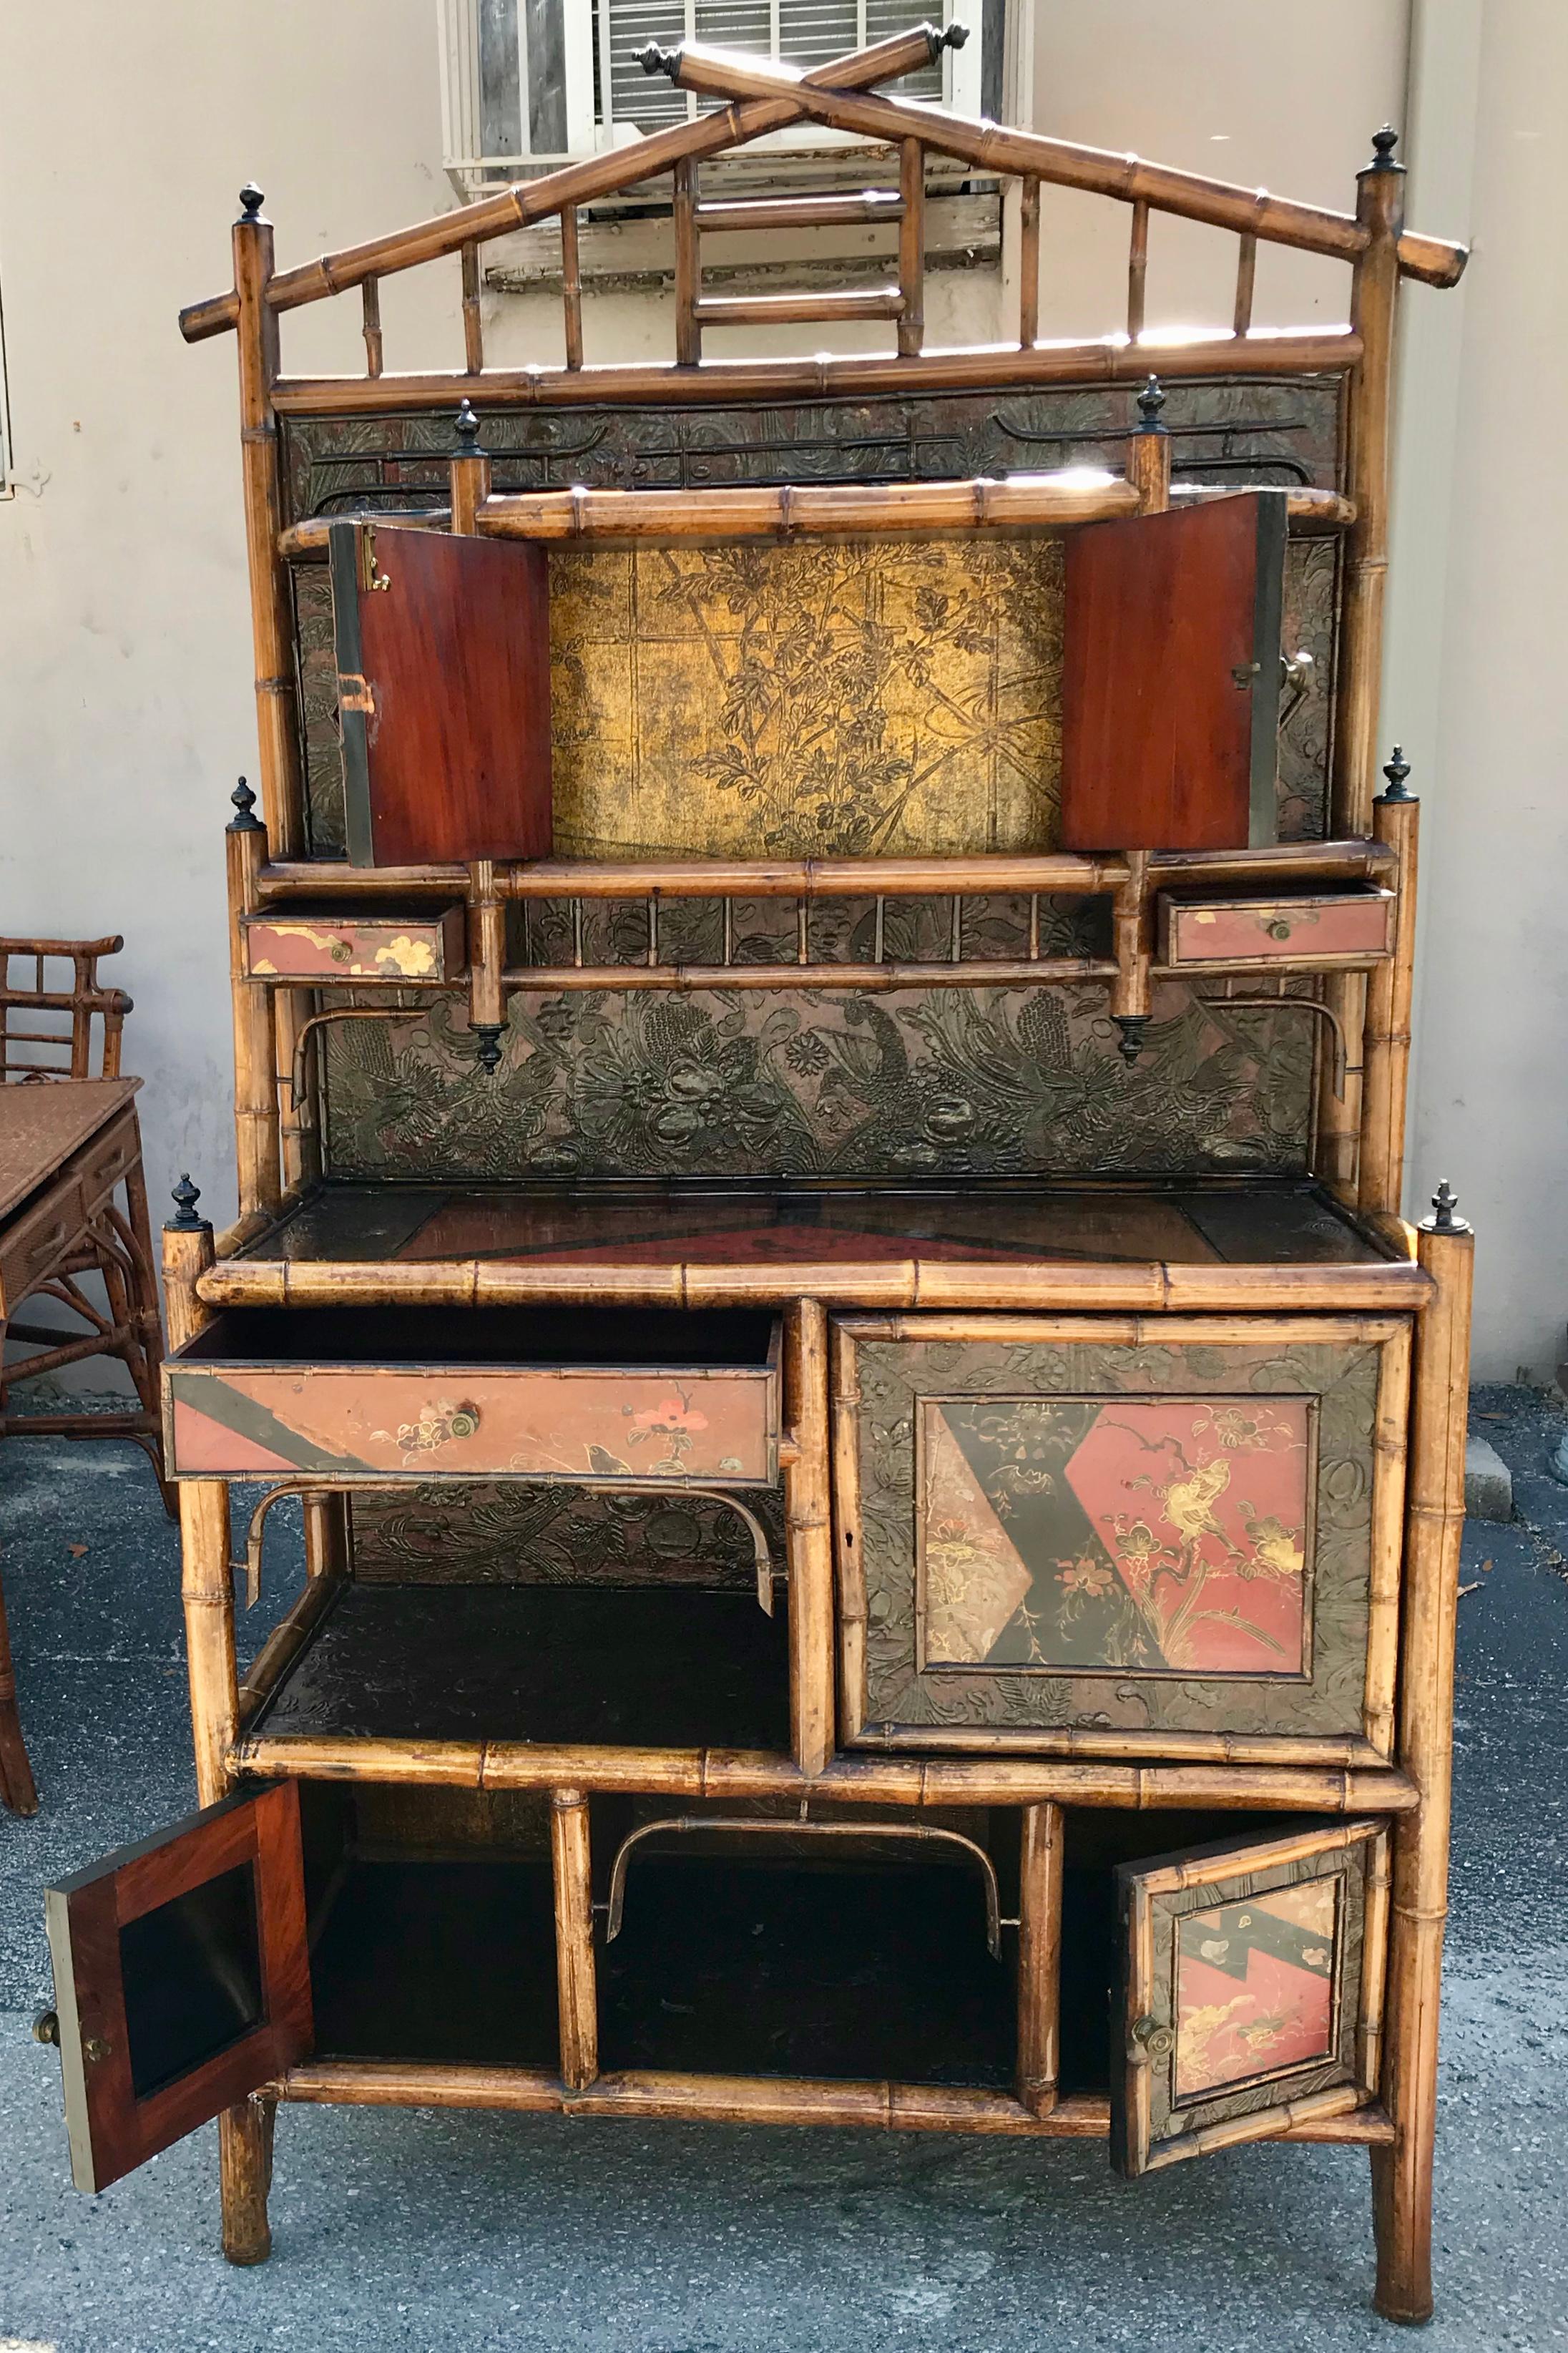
[[0, 1, 1554, 1375]]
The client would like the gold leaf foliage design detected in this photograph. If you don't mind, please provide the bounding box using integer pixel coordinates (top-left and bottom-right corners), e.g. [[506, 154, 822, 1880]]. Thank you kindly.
[[548, 539, 1064, 860], [852, 1334, 1381, 1739], [320, 984, 1313, 1183]]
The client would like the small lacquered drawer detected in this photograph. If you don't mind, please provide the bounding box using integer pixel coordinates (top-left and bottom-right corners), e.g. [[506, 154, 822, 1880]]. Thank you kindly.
[[241, 903, 466, 983], [164, 1305, 780, 1485], [1157, 888, 1394, 968]]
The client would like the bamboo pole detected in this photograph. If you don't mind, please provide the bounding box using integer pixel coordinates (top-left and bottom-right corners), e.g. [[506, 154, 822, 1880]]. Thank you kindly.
[[217, 2093, 275, 2266], [162, 1178, 216, 1352], [1335, 132, 1405, 838], [1373, 1190, 1472, 2324], [1359, 753, 1419, 1218], [449, 399, 491, 538], [1126, 198, 1149, 339], [230, 1729, 1418, 1814], [1108, 850, 1152, 1062], [1233, 233, 1257, 336], [897, 140, 924, 357], [231, 189, 303, 858], [673, 157, 701, 366], [1016, 1803, 1062, 2118], [1126, 375, 1170, 513], [225, 781, 281, 1217], [266, 329, 1363, 418], [302, 1492, 351, 1588], [560, 206, 584, 371], [461, 241, 484, 373], [360, 278, 383, 378], [195, 1254, 1432, 1318], [472, 474, 1141, 542], [830, 1324, 866, 1746], [1018, 180, 1040, 347], [181, 1479, 237, 1808], [272, 2058, 1396, 2143], [785, 1300, 835, 1779], [551, 1789, 598, 2092], [467, 859, 506, 1072]]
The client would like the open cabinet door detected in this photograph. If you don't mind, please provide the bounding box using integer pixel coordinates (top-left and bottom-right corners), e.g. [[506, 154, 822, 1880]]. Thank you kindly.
[[43, 1783, 312, 2193], [330, 520, 552, 868], [1110, 1817, 1388, 2179], [1060, 490, 1286, 852]]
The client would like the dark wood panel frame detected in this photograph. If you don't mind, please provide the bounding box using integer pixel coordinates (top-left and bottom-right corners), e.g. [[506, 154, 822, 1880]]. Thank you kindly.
[[1111, 1816, 1389, 2176], [44, 1783, 312, 2193]]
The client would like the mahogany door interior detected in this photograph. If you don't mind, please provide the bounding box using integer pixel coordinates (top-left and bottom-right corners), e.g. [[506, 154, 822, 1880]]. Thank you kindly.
[[43, 1782, 312, 2193], [1109, 1816, 1388, 2177], [1060, 490, 1287, 852], [330, 521, 552, 867]]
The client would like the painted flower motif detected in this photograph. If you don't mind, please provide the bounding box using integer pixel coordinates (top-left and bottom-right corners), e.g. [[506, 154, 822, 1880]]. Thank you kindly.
[[375, 935, 436, 977], [1300, 1945, 1330, 1970], [629, 1396, 710, 1437], [1057, 1557, 1114, 1597]]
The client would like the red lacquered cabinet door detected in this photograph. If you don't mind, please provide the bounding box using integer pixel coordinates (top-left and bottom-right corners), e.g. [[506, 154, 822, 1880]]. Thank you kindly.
[[1060, 491, 1286, 852], [43, 1782, 312, 2192], [331, 520, 552, 867], [1111, 1817, 1388, 2178]]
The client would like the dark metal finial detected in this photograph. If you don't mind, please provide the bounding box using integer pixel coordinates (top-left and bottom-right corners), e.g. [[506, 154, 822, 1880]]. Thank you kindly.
[[167, 1174, 207, 1233], [1369, 126, 1401, 172], [638, 40, 680, 79], [474, 1024, 504, 1076], [239, 183, 265, 221], [454, 397, 483, 454], [934, 19, 969, 53], [1112, 1014, 1150, 1067], [1379, 745, 1413, 803], [1422, 1180, 1471, 1236], [227, 776, 263, 833], [1137, 373, 1167, 434]]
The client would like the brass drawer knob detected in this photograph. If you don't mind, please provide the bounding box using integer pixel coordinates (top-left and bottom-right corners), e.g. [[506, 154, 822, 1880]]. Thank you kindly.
[[1267, 918, 1293, 941], [33, 2010, 59, 2046], [1132, 2014, 1175, 2058]]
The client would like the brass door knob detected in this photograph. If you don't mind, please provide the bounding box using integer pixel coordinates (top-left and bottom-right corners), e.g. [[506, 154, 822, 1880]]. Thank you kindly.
[[1132, 2014, 1175, 2058], [32, 2010, 59, 2046]]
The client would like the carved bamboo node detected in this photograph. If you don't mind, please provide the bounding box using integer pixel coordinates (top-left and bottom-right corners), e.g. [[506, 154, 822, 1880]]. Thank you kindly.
[[238, 184, 265, 222], [1369, 125, 1402, 174], [1378, 745, 1413, 802], [167, 1175, 208, 1232], [227, 777, 263, 833], [1421, 1180, 1471, 1236], [1136, 373, 1167, 433]]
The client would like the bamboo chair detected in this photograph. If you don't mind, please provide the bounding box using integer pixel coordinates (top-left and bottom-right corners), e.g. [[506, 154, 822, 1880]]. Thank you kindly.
[[0, 938, 172, 1814]]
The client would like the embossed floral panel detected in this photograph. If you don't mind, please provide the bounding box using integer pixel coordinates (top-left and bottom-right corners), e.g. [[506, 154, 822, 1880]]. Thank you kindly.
[[836, 1319, 1409, 1753]]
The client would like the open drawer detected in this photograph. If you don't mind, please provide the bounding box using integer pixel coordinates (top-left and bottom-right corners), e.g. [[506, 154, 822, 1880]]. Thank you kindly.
[[164, 1305, 780, 1484], [240, 901, 466, 983], [1157, 886, 1395, 969]]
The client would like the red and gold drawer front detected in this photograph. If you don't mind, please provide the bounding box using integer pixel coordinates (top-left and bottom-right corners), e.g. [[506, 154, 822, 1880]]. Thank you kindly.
[[241, 906, 465, 984], [165, 1316, 780, 1486], [1157, 889, 1394, 969], [833, 1313, 1410, 1760]]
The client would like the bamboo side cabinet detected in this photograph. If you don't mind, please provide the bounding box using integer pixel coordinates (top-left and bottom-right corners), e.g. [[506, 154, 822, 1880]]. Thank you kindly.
[[36, 25, 1472, 2325]]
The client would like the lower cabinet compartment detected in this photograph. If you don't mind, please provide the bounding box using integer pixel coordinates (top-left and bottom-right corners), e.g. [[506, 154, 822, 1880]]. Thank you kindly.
[[596, 1841, 1016, 2088], [301, 1785, 561, 2071]]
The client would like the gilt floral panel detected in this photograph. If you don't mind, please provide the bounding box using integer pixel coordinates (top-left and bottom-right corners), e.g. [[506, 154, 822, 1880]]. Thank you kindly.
[[844, 1329, 1384, 1741], [548, 538, 1062, 859]]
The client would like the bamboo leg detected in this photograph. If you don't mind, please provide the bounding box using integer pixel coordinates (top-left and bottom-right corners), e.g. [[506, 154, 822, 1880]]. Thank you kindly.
[[218, 2093, 276, 2266], [551, 1789, 598, 2091], [1016, 1802, 1062, 2116], [1372, 1196, 1472, 2324], [785, 1300, 834, 1779], [1360, 769, 1419, 1219], [119, 1138, 175, 1515], [0, 1564, 39, 1816], [227, 783, 282, 1217], [181, 1480, 238, 1806]]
